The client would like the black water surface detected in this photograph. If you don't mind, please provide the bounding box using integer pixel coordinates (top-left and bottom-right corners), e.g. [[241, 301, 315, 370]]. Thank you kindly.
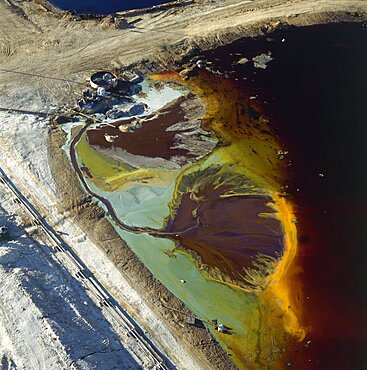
[[49, 0, 170, 14], [204, 22, 367, 370]]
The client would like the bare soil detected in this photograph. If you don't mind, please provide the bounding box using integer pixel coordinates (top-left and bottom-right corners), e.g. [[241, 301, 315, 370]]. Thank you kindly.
[[1, 0, 366, 106]]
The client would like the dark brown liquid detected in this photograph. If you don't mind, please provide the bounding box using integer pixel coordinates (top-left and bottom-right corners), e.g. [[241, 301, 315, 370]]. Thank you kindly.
[[166, 185, 282, 281], [87, 96, 194, 161], [203, 22, 367, 369]]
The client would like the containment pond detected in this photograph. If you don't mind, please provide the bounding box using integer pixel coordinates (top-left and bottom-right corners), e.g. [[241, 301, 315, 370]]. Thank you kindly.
[[48, 0, 171, 14], [66, 22, 367, 370]]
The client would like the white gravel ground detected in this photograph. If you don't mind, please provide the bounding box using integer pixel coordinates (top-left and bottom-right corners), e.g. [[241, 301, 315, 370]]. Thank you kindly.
[[0, 196, 140, 369], [0, 99, 199, 369]]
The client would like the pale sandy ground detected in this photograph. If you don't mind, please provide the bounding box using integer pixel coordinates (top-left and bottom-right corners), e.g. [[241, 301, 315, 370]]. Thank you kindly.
[[0, 0, 366, 107], [0, 111, 200, 369], [0, 1, 367, 369], [0, 211, 142, 370], [0, 159, 141, 369]]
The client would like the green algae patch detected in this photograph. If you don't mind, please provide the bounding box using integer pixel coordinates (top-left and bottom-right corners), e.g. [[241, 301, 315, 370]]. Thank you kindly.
[[76, 132, 181, 193], [76, 134, 134, 191], [114, 230, 251, 328], [112, 228, 296, 370], [114, 229, 266, 368], [88, 180, 176, 229]]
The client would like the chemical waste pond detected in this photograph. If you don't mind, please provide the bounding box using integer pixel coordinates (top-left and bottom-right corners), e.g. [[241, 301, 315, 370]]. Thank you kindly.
[[65, 22, 367, 370], [48, 0, 171, 14]]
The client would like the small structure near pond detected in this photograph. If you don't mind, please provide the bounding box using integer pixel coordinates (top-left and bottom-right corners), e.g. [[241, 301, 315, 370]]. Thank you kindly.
[[90, 71, 118, 90], [185, 316, 206, 329], [120, 70, 142, 84], [211, 319, 231, 334], [77, 70, 145, 116]]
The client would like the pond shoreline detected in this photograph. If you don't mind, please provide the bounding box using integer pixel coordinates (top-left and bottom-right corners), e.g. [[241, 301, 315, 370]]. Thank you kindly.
[[48, 126, 237, 369], [49, 16, 367, 370]]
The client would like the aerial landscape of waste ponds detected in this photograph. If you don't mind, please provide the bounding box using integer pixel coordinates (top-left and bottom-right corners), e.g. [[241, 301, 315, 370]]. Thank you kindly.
[[63, 21, 367, 370]]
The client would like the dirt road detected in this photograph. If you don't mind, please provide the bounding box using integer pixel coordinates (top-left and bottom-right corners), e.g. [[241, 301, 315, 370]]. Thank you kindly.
[[0, 0, 366, 108]]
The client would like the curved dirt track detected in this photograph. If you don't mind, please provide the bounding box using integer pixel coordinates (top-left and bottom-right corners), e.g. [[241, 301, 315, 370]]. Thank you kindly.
[[0, 0, 366, 106]]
